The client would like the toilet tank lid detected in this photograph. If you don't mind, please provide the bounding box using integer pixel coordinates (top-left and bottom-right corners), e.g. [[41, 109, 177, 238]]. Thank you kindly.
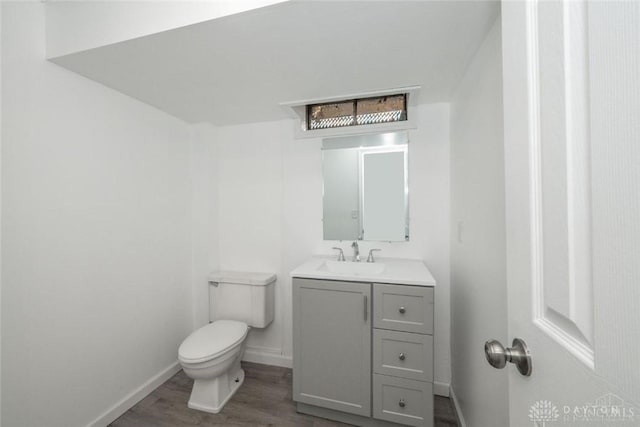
[[208, 270, 276, 286]]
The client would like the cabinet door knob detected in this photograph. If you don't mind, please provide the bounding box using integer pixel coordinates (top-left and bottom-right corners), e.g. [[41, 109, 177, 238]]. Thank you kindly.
[[399, 306, 406, 314], [399, 352, 406, 361], [398, 399, 406, 408]]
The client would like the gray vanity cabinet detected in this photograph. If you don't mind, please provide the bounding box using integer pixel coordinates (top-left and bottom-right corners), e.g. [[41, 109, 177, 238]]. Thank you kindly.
[[293, 277, 434, 427], [292, 278, 372, 417]]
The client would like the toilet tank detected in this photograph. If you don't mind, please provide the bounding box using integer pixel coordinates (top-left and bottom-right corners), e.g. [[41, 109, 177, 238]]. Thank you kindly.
[[208, 271, 276, 328]]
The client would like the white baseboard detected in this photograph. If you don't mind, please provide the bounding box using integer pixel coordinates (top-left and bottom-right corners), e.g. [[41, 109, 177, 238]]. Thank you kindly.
[[243, 346, 292, 368], [434, 381, 450, 397], [88, 361, 181, 427], [449, 386, 467, 427]]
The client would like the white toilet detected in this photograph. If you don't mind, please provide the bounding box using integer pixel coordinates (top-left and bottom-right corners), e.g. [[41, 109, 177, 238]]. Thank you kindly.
[[178, 271, 276, 414]]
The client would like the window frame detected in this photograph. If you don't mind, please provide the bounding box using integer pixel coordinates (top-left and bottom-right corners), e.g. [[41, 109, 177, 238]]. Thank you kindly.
[[280, 86, 420, 139], [306, 94, 407, 131]]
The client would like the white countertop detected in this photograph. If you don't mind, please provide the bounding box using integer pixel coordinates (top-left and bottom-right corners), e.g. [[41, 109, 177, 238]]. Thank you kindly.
[[290, 256, 436, 287]]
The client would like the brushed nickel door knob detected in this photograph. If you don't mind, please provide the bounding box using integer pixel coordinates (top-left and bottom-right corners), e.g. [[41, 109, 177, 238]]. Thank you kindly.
[[484, 338, 532, 376]]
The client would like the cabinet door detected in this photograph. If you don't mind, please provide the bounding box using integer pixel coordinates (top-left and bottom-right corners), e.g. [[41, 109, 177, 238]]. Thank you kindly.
[[293, 278, 371, 416]]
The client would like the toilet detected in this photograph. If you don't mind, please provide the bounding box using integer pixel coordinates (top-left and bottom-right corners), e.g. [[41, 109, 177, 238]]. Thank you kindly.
[[178, 271, 276, 414]]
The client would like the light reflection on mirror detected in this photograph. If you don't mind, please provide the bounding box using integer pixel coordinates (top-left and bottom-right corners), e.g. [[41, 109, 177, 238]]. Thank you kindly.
[[322, 132, 409, 242]]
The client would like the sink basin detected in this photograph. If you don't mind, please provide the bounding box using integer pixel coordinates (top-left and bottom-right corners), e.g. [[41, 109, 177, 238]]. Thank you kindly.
[[319, 260, 386, 276]]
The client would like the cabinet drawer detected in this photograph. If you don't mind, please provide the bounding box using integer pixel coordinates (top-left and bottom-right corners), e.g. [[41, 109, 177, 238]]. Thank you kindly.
[[373, 374, 433, 427], [373, 329, 433, 382], [373, 284, 433, 334]]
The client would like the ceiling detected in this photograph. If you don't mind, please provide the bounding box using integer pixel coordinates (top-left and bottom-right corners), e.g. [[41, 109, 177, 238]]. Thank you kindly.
[[51, 1, 500, 126]]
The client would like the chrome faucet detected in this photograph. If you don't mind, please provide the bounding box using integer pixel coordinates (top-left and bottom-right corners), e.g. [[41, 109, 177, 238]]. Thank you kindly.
[[367, 249, 381, 263], [351, 241, 360, 262], [332, 247, 345, 261]]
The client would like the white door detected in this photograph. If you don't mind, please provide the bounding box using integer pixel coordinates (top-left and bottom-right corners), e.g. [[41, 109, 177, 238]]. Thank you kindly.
[[502, 1, 640, 426]]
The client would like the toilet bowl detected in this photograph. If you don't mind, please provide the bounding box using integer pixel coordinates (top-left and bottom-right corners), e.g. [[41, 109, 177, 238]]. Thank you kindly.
[[178, 320, 249, 413], [178, 270, 276, 414]]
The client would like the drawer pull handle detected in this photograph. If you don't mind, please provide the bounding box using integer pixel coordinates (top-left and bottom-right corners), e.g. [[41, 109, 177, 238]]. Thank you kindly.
[[399, 306, 406, 314], [398, 399, 406, 408], [399, 353, 406, 361]]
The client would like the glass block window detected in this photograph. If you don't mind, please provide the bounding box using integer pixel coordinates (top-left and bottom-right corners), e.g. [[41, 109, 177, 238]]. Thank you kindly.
[[307, 94, 407, 130], [308, 100, 355, 130], [356, 94, 406, 125]]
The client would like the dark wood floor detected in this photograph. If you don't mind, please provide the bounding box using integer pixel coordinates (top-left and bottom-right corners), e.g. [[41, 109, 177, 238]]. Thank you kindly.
[[110, 362, 460, 427]]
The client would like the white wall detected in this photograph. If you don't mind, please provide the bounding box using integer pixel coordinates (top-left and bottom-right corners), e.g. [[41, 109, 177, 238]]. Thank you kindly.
[[449, 18, 508, 427], [189, 123, 220, 331], [213, 119, 288, 364], [1, 4, 193, 427], [201, 103, 452, 390]]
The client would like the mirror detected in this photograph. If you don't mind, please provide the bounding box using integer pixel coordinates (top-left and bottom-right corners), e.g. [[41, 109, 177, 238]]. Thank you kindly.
[[322, 132, 409, 241]]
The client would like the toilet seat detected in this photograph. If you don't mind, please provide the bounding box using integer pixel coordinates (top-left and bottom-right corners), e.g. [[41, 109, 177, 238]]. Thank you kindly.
[[178, 320, 248, 364]]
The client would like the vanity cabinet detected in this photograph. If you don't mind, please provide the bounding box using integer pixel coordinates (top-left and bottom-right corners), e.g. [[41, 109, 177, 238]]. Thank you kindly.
[[292, 278, 372, 416], [292, 278, 434, 427]]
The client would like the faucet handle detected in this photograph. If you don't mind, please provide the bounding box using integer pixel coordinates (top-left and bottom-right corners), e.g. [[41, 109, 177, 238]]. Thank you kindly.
[[332, 247, 346, 262], [367, 249, 381, 263]]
